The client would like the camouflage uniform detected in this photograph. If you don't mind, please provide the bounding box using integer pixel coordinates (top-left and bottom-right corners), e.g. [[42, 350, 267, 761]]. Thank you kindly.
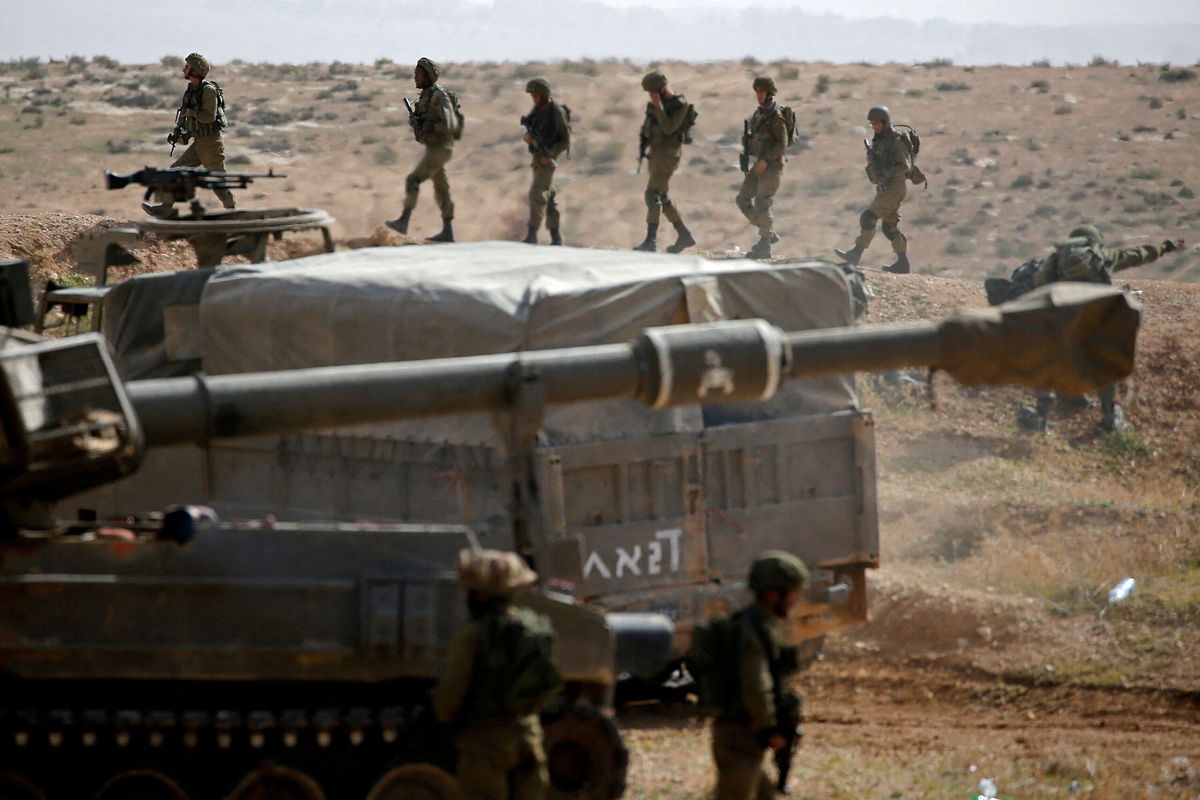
[[712, 604, 797, 800], [522, 78, 570, 245], [388, 58, 456, 241], [736, 78, 787, 260], [153, 53, 234, 211], [1021, 224, 1182, 432], [434, 549, 561, 800], [634, 72, 696, 254], [709, 552, 808, 800], [837, 106, 914, 273]]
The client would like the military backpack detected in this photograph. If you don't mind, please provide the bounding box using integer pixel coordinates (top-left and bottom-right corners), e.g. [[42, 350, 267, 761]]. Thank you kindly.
[[779, 105, 798, 147], [893, 124, 926, 186], [685, 613, 742, 715], [679, 101, 698, 144], [479, 607, 563, 717], [445, 89, 466, 140], [1051, 237, 1109, 283]]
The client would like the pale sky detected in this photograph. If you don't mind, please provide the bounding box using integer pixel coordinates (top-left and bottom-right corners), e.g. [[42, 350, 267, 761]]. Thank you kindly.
[[4, 0, 1200, 65], [588, 0, 1200, 26]]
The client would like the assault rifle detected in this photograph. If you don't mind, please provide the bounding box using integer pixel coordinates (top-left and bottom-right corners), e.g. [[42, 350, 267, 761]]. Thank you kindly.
[[167, 108, 189, 157], [105, 166, 285, 205], [636, 129, 649, 174], [740, 119, 752, 173], [403, 97, 420, 139], [519, 113, 558, 168], [865, 139, 887, 191]]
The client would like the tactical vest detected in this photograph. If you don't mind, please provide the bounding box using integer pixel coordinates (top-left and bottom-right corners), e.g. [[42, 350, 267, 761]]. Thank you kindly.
[[463, 607, 561, 720], [179, 81, 226, 138], [415, 84, 456, 148], [643, 95, 689, 149], [747, 103, 784, 160], [869, 129, 906, 175], [526, 100, 569, 155]]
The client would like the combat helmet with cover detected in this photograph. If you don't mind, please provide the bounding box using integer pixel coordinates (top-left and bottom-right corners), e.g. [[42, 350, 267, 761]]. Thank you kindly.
[[641, 71, 667, 91], [456, 547, 537, 597], [1051, 224, 1109, 283], [415, 57, 441, 83], [747, 550, 809, 592], [750, 76, 798, 148], [525, 77, 551, 96], [185, 53, 210, 78], [867, 105, 891, 124]]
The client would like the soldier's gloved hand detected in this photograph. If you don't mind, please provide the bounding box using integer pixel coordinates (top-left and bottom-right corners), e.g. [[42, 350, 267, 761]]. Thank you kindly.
[[1163, 238, 1185, 252]]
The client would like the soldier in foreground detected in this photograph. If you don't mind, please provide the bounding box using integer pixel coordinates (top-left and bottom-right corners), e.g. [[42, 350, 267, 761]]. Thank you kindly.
[[690, 551, 808, 800], [633, 71, 697, 254], [433, 548, 562, 800], [835, 105, 913, 274], [735, 77, 787, 260], [387, 57, 457, 243], [520, 78, 570, 246], [143, 53, 235, 217], [1015, 224, 1184, 433]]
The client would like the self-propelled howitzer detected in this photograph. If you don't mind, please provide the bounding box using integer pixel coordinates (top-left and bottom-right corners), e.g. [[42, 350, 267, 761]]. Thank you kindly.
[[0, 281, 1137, 800]]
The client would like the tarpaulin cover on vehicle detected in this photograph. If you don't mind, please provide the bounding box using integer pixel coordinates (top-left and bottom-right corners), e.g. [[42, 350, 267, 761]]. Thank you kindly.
[[110, 242, 861, 444]]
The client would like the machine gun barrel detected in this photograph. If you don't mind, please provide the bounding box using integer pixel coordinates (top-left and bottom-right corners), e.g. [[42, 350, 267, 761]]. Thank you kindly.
[[125, 283, 1139, 448]]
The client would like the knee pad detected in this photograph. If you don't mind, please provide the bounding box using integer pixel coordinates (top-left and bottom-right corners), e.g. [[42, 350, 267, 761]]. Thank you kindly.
[[404, 174, 422, 194], [735, 195, 754, 213], [859, 209, 878, 231], [644, 188, 664, 208], [881, 222, 900, 240]]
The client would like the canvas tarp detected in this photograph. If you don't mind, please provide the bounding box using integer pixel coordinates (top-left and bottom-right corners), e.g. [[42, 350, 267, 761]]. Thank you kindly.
[[154, 242, 859, 444]]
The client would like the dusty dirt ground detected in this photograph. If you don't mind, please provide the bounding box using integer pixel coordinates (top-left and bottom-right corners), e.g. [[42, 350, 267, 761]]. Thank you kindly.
[[2, 57, 1198, 800]]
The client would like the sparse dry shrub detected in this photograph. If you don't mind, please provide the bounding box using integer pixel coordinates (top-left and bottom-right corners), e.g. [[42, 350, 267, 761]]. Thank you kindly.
[[160, 55, 183, 69], [935, 81, 970, 92], [91, 55, 119, 70], [813, 74, 829, 95], [1053, 104, 1073, 115], [1158, 68, 1195, 83], [1029, 79, 1050, 93], [373, 145, 398, 166], [246, 109, 294, 126], [1009, 173, 1034, 189]]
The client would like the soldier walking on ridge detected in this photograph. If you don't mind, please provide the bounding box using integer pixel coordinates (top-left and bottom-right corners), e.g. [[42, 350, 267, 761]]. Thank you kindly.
[[434, 548, 562, 800], [520, 78, 570, 246], [736, 77, 787, 260], [387, 57, 458, 243], [633, 71, 697, 254], [143, 53, 234, 217], [836, 105, 914, 274]]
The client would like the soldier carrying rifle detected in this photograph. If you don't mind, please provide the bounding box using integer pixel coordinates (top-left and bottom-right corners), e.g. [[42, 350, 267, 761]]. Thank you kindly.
[[518, 78, 570, 246], [144, 53, 235, 218]]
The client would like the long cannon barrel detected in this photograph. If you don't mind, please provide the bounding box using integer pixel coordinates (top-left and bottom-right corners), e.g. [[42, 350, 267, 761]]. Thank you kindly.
[[127, 283, 1138, 448]]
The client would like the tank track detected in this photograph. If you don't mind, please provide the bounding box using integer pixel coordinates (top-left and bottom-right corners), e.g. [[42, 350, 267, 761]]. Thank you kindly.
[[0, 681, 447, 799]]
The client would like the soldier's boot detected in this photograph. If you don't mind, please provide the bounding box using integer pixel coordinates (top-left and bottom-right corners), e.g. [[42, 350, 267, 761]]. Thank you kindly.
[[665, 221, 696, 254], [141, 202, 176, 219], [884, 253, 911, 274], [385, 210, 411, 235], [522, 227, 538, 244], [549, 229, 563, 246], [1100, 400, 1125, 432], [426, 219, 454, 243], [633, 224, 658, 252], [835, 244, 863, 266], [747, 236, 772, 260]]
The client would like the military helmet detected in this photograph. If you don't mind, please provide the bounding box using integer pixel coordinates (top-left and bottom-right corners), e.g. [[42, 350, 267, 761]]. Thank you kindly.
[[867, 105, 892, 124], [1068, 224, 1104, 245], [747, 550, 809, 592], [525, 77, 551, 96], [184, 53, 211, 78], [416, 57, 440, 82], [752, 76, 778, 96], [641, 71, 668, 91], [457, 548, 538, 596]]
